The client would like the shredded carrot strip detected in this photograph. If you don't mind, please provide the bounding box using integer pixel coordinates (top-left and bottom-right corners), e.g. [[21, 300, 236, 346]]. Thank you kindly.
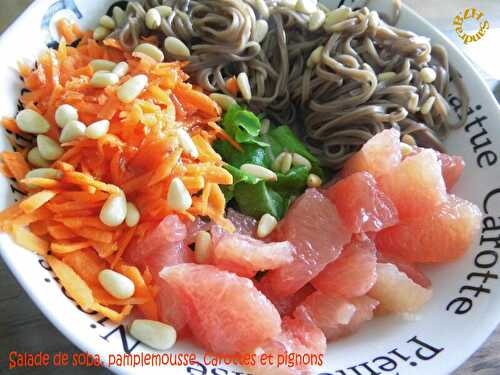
[[47, 255, 95, 311], [226, 76, 239, 96], [2, 152, 31, 181], [19, 190, 58, 214]]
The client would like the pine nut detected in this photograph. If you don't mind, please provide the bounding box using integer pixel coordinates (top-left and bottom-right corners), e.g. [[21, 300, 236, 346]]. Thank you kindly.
[[16, 109, 50, 134], [195, 231, 211, 264], [27, 148, 50, 168], [90, 71, 119, 88], [98, 269, 135, 299], [59, 120, 86, 143], [164, 37, 191, 58], [306, 173, 322, 188], [308, 10, 326, 31], [125, 202, 140, 227], [112, 6, 126, 25], [368, 10, 380, 28], [402, 134, 417, 146], [93, 26, 111, 41], [85, 120, 110, 139], [240, 164, 277, 181], [272, 152, 287, 172], [129, 319, 177, 351], [90, 59, 117, 72], [100, 194, 127, 227], [112, 61, 129, 78], [377, 72, 397, 82], [420, 67, 436, 83], [25, 168, 63, 180], [177, 128, 199, 159], [260, 118, 270, 134], [134, 43, 164, 63], [292, 153, 312, 170], [324, 6, 351, 31], [420, 96, 436, 115], [167, 177, 192, 212], [145, 8, 162, 30], [280, 152, 293, 174], [237, 72, 252, 101], [55, 104, 78, 128], [100, 15, 116, 30], [209, 93, 237, 111], [117, 75, 148, 103], [408, 93, 419, 113], [400, 142, 413, 157], [307, 46, 323, 68], [257, 213, 278, 238], [37, 135, 63, 161], [156, 5, 173, 17], [254, 19, 269, 43], [255, 0, 270, 19], [296, 0, 317, 14]]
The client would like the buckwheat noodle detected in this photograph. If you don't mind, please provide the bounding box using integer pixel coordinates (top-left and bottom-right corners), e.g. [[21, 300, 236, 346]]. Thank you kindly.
[[108, 0, 469, 169]]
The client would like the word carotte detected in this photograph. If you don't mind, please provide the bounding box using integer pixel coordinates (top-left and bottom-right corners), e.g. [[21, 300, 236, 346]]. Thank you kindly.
[[453, 7, 489, 44]]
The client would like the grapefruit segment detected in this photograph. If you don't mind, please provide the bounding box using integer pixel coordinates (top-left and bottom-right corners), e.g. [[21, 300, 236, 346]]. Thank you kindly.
[[140, 242, 194, 332], [407, 147, 465, 192], [369, 263, 432, 313], [342, 129, 401, 177], [326, 171, 399, 233], [323, 296, 379, 340], [438, 153, 465, 192], [251, 316, 326, 375], [213, 234, 295, 277], [159, 263, 281, 354], [378, 149, 447, 220], [262, 188, 351, 297], [226, 208, 258, 236], [312, 235, 377, 298], [257, 280, 315, 317], [294, 291, 357, 340], [124, 215, 187, 264], [377, 252, 431, 288], [376, 195, 481, 263]]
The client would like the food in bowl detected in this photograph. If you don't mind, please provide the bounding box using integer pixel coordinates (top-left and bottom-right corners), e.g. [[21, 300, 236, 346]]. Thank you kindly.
[[0, 0, 481, 373]]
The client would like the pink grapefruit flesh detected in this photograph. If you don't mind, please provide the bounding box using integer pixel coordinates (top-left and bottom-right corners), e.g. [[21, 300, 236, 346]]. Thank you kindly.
[[378, 149, 447, 220], [159, 263, 281, 354], [326, 171, 399, 233], [213, 234, 295, 277], [323, 296, 379, 340], [252, 316, 326, 375], [407, 147, 465, 192], [312, 235, 377, 298], [376, 195, 481, 263], [294, 291, 357, 340], [342, 129, 402, 177], [124, 215, 187, 264], [262, 188, 351, 297], [369, 263, 432, 313]]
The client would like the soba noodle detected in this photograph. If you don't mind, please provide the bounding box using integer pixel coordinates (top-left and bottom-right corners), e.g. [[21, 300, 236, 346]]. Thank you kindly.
[[107, 0, 469, 169]]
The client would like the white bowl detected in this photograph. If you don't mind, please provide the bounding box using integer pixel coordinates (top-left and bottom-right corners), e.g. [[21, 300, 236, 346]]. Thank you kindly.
[[0, 1, 499, 374]]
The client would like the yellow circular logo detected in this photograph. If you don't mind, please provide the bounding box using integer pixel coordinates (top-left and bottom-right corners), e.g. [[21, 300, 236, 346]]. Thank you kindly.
[[453, 8, 489, 44]]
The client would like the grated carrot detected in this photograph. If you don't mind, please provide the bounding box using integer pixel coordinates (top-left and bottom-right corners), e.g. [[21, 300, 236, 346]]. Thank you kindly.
[[226, 76, 239, 96], [0, 27, 236, 323]]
